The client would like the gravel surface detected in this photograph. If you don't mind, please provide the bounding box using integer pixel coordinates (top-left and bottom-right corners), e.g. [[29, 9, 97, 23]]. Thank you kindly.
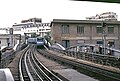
[[37, 49, 98, 81], [36, 52, 67, 70], [7, 51, 23, 81]]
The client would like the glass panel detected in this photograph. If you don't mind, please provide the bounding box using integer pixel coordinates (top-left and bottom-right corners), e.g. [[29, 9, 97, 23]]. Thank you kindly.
[[61, 25, 69, 34], [96, 26, 103, 34], [108, 26, 114, 34], [62, 40, 70, 48], [77, 25, 84, 34]]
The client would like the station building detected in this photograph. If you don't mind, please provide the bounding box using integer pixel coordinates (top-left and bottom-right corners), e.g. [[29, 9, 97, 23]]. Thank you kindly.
[[50, 19, 120, 49]]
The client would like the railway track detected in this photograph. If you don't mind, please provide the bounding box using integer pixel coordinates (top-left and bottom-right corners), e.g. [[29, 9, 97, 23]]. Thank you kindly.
[[19, 45, 62, 81], [37, 49, 120, 81]]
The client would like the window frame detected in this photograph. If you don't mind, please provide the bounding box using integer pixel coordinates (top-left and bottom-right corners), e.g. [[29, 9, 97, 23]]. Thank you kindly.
[[96, 26, 103, 34], [108, 26, 114, 34], [77, 25, 84, 34], [61, 24, 69, 34]]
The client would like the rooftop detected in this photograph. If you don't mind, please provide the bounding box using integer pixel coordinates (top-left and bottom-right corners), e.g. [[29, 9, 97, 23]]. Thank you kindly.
[[51, 19, 120, 26]]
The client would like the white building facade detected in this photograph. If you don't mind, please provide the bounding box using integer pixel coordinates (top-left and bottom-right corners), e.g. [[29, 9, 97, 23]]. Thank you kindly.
[[86, 12, 118, 21], [0, 18, 51, 49], [12, 18, 51, 37]]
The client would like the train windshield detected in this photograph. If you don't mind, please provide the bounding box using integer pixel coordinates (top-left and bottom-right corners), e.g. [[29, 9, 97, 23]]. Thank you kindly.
[[37, 38, 44, 41]]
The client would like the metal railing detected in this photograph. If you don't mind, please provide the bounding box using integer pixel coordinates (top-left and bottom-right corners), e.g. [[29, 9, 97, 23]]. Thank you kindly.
[[50, 47, 120, 68]]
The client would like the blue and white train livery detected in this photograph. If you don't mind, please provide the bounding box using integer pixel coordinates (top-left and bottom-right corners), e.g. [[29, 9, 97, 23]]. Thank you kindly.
[[36, 37, 45, 48], [27, 37, 49, 48], [27, 38, 37, 44]]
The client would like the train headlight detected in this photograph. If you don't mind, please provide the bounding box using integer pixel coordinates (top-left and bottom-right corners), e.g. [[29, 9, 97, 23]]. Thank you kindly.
[[37, 42, 44, 44]]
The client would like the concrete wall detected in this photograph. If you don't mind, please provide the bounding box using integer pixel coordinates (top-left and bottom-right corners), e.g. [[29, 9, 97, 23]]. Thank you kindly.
[[0, 34, 21, 49], [51, 20, 120, 49]]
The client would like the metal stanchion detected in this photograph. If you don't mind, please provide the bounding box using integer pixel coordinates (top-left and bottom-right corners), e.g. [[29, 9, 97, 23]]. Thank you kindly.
[[102, 22, 107, 55]]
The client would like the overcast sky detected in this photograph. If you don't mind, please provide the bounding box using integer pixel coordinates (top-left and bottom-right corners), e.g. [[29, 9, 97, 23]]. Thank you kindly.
[[0, 0, 120, 28]]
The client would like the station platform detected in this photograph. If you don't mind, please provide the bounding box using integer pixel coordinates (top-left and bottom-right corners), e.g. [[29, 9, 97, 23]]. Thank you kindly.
[[53, 69, 98, 81]]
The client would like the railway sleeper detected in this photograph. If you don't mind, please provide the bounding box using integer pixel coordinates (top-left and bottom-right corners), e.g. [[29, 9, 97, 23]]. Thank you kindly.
[[37, 49, 120, 81]]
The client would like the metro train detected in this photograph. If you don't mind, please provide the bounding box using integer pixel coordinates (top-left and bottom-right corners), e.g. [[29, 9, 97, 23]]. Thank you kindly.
[[27, 38, 37, 44], [36, 37, 46, 48], [27, 37, 48, 48]]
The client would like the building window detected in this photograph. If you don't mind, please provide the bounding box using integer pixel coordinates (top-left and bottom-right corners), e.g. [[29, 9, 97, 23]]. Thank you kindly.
[[77, 25, 84, 34], [62, 40, 70, 48], [96, 40, 103, 45], [108, 26, 114, 34], [46, 29, 50, 31], [61, 25, 69, 34], [96, 26, 103, 34]]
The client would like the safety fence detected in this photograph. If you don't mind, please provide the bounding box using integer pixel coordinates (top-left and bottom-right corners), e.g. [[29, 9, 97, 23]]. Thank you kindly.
[[50, 47, 120, 69]]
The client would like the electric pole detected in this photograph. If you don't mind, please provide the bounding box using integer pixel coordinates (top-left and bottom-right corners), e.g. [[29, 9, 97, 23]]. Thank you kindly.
[[102, 22, 107, 55]]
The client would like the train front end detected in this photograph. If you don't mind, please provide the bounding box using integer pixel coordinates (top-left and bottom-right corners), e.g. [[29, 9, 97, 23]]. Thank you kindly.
[[36, 38, 45, 48]]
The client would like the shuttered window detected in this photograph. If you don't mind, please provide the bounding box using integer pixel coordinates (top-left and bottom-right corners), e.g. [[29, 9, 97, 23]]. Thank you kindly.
[[77, 25, 84, 34], [61, 25, 69, 34]]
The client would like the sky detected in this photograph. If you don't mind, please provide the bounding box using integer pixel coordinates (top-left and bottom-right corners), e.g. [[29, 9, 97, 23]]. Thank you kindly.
[[0, 0, 120, 28]]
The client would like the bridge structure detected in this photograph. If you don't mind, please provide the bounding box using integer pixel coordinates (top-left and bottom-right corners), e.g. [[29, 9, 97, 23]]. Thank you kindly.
[[50, 43, 120, 69], [0, 43, 120, 81]]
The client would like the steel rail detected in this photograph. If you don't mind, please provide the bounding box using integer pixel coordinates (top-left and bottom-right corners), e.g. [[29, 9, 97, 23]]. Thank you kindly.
[[19, 45, 62, 81], [27, 51, 44, 81], [24, 51, 34, 81], [19, 50, 25, 81], [38, 49, 120, 81], [31, 50, 53, 81], [19, 45, 30, 81], [32, 48, 62, 81], [19, 45, 40, 81]]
